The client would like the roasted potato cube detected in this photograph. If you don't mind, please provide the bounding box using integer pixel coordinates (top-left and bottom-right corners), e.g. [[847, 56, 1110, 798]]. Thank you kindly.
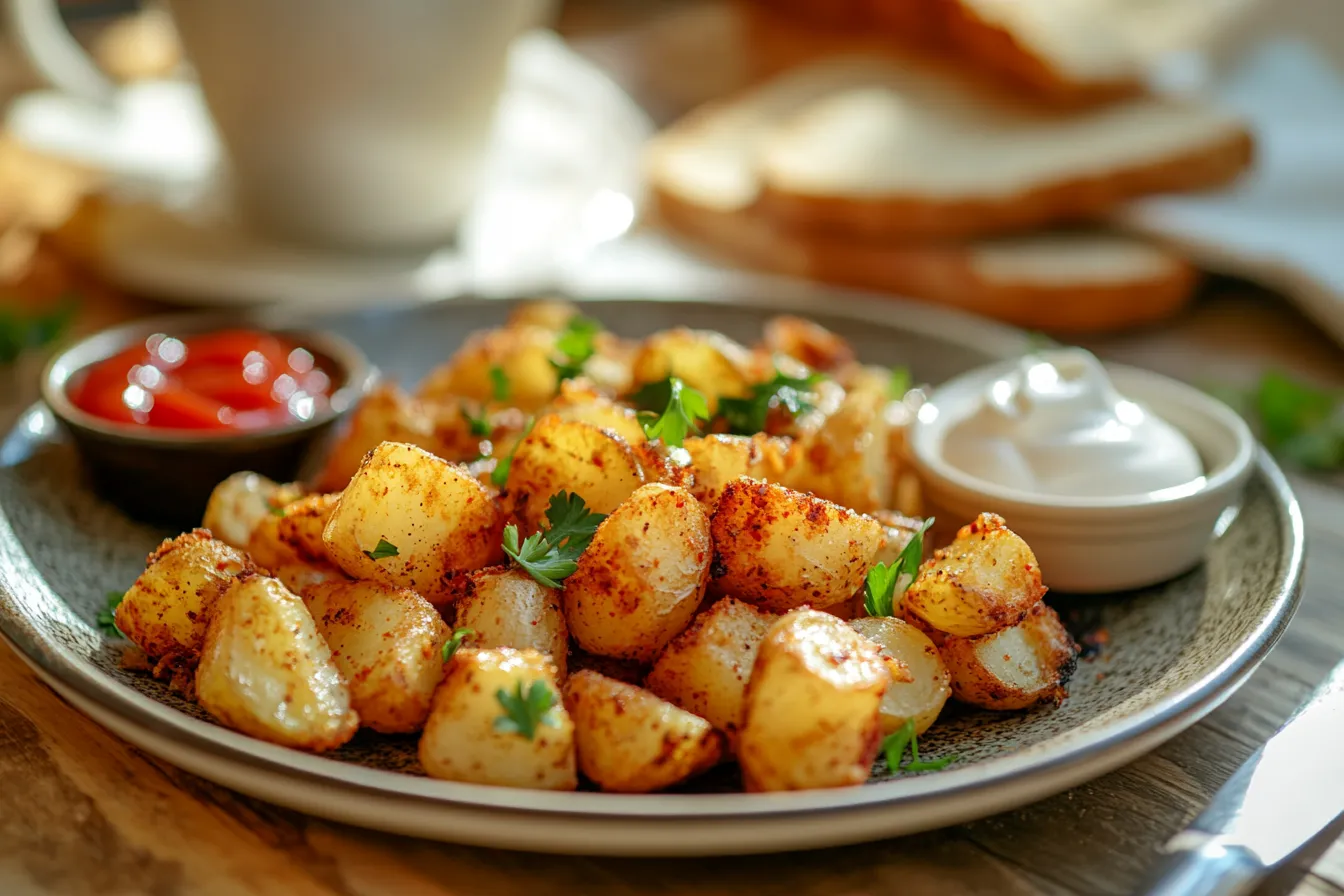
[[247, 505, 346, 597], [419, 648, 576, 790], [709, 478, 882, 612], [565, 671, 723, 792], [303, 580, 449, 733], [504, 415, 646, 534], [322, 441, 505, 603], [645, 597, 775, 743], [942, 602, 1078, 711], [683, 434, 790, 508], [629, 328, 754, 413], [418, 325, 559, 412], [313, 383, 443, 493], [115, 530, 253, 665], [760, 315, 855, 373], [507, 298, 583, 331], [541, 379, 646, 446], [850, 617, 950, 735], [202, 472, 302, 549], [784, 382, 892, 514], [738, 609, 896, 791], [275, 493, 341, 564], [196, 573, 359, 752], [563, 484, 710, 662], [453, 566, 569, 678], [904, 513, 1046, 638]]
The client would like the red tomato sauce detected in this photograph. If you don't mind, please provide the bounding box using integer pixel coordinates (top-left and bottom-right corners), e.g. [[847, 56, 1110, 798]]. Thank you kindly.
[[68, 329, 335, 431]]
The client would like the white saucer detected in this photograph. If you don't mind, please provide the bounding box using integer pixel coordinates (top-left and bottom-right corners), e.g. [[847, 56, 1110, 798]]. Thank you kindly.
[[5, 30, 652, 308]]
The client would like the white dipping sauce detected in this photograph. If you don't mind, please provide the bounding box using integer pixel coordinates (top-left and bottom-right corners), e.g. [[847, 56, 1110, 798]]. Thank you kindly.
[[942, 349, 1203, 498]]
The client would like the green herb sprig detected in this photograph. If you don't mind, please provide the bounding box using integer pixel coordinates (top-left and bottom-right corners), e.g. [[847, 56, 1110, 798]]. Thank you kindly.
[[494, 680, 560, 740], [502, 491, 605, 589], [633, 376, 710, 448], [863, 517, 934, 618], [1211, 371, 1344, 471], [718, 370, 823, 434], [362, 538, 399, 561], [96, 591, 124, 638], [441, 627, 475, 663], [0, 295, 78, 364], [881, 719, 957, 775], [489, 365, 511, 402], [550, 316, 602, 383], [464, 406, 492, 437], [888, 366, 911, 400]]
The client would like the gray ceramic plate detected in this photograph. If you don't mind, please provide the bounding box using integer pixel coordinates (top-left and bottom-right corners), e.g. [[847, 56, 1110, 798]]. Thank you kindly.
[[0, 294, 1304, 856]]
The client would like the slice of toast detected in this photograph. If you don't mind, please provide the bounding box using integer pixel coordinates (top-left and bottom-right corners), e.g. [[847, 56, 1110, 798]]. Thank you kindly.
[[653, 187, 1196, 334], [662, 55, 1253, 241]]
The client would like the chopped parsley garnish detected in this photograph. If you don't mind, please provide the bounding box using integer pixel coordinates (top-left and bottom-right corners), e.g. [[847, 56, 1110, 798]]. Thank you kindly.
[[464, 406, 492, 437], [494, 679, 560, 740], [635, 376, 709, 448], [362, 538, 399, 561], [269, 504, 287, 517], [550, 315, 602, 383], [97, 591, 124, 638], [0, 294, 78, 363], [489, 365, 511, 402], [1211, 371, 1344, 470], [889, 366, 911, 400], [863, 517, 933, 617], [502, 491, 605, 589], [490, 417, 534, 489], [718, 370, 823, 434], [881, 719, 957, 775], [441, 627, 475, 663]]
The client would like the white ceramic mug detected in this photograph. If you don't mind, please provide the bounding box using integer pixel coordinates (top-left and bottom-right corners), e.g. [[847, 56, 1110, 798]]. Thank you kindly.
[[4, 0, 553, 250]]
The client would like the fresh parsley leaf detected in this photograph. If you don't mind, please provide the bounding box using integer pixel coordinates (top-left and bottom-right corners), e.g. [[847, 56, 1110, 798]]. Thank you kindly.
[[629, 377, 674, 413], [96, 591, 124, 638], [489, 365, 511, 402], [889, 366, 911, 400], [502, 490, 606, 589], [717, 370, 823, 434], [1209, 371, 1344, 471], [863, 517, 933, 617], [491, 417, 535, 489], [493, 679, 560, 740], [269, 504, 287, 517], [464, 406, 492, 437], [441, 627, 475, 663], [638, 376, 709, 448], [362, 538, 399, 561], [0, 294, 79, 364], [550, 316, 602, 383], [881, 719, 957, 775]]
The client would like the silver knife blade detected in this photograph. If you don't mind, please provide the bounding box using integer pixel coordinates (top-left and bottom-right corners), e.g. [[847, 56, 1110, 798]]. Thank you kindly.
[[1138, 659, 1344, 896]]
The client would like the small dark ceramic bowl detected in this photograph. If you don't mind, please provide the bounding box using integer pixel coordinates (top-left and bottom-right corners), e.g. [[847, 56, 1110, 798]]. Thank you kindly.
[[41, 313, 377, 528]]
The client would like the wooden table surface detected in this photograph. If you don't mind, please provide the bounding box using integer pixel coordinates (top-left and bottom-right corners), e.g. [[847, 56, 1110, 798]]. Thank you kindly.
[[3, 3, 1344, 894]]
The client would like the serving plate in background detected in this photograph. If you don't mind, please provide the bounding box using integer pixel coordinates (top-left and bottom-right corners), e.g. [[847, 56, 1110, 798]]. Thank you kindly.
[[0, 294, 1304, 856]]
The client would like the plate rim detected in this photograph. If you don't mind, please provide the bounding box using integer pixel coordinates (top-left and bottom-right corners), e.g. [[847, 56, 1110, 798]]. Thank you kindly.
[[0, 291, 1306, 823]]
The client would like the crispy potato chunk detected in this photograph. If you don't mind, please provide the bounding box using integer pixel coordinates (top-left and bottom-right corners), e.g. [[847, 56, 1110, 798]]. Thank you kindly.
[[565, 671, 723, 793], [541, 379, 646, 446], [116, 530, 253, 666], [196, 573, 358, 752], [904, 513, 1045, 638], [942, 603, 1078, 711], [504, 416, 646, 535], [850, 617, 950, 735], [645, 597, 775, 744], [275, 493, 341, 564], [418, 325, 559, 413], [784, 381, 893, 514], [453, 567, 569, 679], [760, 315, 855, 373], [507, 298, 583, 331], [709, 478, 882, 612], [738, 609, 896, 791], [202, 472, 302, 549], [419, 648, 576, 790], [248, 503, 346, 597], [322, 441, 505, 603], [683, 434, 790, 508], [304, 580, 449, 733], [563, 484, 711, 663], [629, 328, 754, 413], [313, 383, 442, 493]]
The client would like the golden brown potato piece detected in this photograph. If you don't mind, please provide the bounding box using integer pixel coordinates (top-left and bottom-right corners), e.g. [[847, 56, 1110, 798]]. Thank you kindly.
[[942, 602, 1078, 711], [453, 567, 569, 678], [419, 648, 577, 790], [322, 441, 505, 603], [629, 327, 754, 413], [418, 325, 559, 413], [870, 510, 927, 568], [570, 650, 649, 687], [541, 379, 647, 446], [275, 493, 341, 564], [784, 380, 893, 514], [507, 298, 583, 331], [645, 597, 775, 744], [761, 315, 855, 372], [738, 609, 896, 791], [201, 472, 302, 549], [504, 415, 646, 535], [247, 506, 346, 597], [313, 383, 442, 493], [196, 573, 359, 752], [904, 513, 1046, 638], [709, 478, 882, 612], [115, 530, 254, 666], [304, 580, 450, 733], [563, 484, 711, 663], [850, 616, 951, 735], [565, 670, 723, 793], [682, 434, 790, 508]]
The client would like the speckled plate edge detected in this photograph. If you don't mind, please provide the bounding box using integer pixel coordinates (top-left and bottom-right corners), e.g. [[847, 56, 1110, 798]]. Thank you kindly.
[[0, 291, 1306, 855]]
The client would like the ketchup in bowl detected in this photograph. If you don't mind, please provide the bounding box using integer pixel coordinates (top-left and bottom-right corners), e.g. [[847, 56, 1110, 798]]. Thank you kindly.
[[67, 329, 335, 432]]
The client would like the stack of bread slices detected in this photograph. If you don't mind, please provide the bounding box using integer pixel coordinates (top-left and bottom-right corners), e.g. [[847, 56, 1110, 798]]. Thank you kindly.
[[644, 0, 1257, 332]]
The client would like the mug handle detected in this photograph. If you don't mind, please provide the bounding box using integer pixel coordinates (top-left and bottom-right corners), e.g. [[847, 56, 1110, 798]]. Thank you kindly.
[[4, 0, 117, 102]]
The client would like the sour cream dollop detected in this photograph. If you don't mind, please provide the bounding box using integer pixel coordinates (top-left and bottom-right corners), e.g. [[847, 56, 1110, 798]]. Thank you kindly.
[[941, 349, 1203, 498]]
